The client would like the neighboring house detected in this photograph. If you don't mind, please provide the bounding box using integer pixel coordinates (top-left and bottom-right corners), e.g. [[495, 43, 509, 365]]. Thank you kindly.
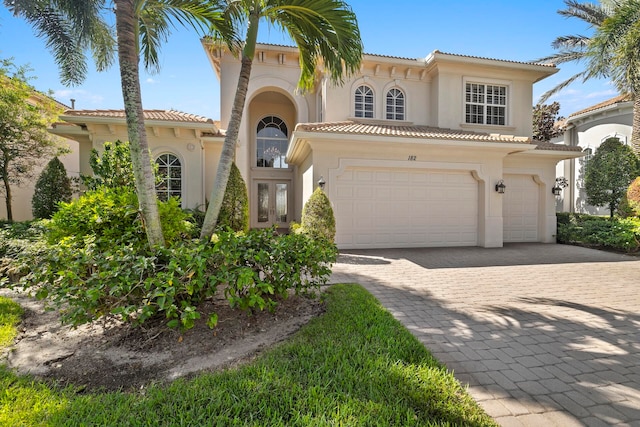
[[0, 93, 78, 222], [52, 43, 582, 249], [554, 94, 633, 215]]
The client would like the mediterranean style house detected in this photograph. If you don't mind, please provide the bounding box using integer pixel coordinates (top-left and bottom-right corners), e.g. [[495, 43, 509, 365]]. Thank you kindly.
[[50, 43, 583, 249], [554, 94, 633, 215]]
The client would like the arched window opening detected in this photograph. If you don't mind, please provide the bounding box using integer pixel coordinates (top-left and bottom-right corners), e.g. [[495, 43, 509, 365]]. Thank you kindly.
[[355, 85, 374, 118], [256, 116, 289, 168], [386, 88, 405, 120], [155, 153, 182, 201]]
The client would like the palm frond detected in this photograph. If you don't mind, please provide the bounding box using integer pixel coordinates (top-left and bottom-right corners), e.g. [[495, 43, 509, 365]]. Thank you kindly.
[[538, 71, 589, 104], [263, 0, 363, 91]]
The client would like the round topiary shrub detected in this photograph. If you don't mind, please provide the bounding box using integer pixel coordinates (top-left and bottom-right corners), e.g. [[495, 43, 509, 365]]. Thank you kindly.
[[299, 187, 336, 242], [217, 162, 249, 232], [32, 157, 72, 219]]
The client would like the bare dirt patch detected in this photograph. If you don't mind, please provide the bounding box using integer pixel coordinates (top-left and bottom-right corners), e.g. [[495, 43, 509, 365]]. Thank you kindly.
[[0, 288, 325, 392]]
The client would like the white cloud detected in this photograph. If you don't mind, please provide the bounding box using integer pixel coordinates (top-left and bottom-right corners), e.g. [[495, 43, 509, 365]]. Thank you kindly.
[[52, 88, 104, 108], [146, 77, 159, 84]]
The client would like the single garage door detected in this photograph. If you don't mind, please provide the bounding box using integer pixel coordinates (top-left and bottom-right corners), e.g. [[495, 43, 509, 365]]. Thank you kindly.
[[503, 174, 539, 242], [333, 167, 478, 249]]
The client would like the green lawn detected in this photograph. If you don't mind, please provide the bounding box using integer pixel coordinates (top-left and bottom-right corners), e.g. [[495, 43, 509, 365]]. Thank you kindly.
[[0, 285, 497, 426]]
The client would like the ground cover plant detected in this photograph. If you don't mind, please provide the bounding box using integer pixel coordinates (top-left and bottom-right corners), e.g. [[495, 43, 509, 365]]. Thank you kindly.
[[556, 212, 640, 252], [0, 285, 497, 426]]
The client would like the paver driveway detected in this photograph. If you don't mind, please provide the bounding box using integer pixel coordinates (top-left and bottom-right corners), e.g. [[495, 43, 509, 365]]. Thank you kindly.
[[330, 243, 640, 427]]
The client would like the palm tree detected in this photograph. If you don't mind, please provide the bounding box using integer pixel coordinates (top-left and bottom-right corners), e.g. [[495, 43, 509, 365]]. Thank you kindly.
[[586, 0, 640, 151], [199, 0, 364, 239], [534, 0, 622, 103], [5, 0, 230, 247]]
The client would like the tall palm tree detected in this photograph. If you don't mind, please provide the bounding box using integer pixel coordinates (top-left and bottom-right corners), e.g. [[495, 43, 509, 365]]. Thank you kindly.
[[586, 0, 640, 151], [5, 0, 230, 247], [199, 0, 363, 239], [534, 0, 622, 103]]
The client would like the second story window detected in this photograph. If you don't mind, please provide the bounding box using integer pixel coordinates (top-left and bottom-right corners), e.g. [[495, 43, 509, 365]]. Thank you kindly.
[[386, 88, 405, 120], [355, 85, 374, 118], [257, 116, 288, 168], [465, 83, 507, 125]]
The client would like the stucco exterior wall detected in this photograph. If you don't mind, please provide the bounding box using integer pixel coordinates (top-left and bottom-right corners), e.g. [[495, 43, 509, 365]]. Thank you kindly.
[[0, 138, 79, 221]]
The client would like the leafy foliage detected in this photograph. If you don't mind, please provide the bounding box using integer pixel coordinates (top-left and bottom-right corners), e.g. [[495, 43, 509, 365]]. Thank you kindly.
[[217, 162, 248, 232], [81, 140, 136, 190], [626, 176, 640, 216], [213, 228, 337, 313], [31, 157, 72, 219], [533, 102, 565, 142], [297, 187, 336, 242], [47, 186, 191, 249], [585, 137, 640, 216], [557, 212, 640, 252], [6, 220, 335, 330], [0, 58, 66, 221]]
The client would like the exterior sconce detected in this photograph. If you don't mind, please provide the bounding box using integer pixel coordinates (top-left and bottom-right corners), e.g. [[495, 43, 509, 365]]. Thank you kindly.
[[553, 176, 568, 197], [318, 176, 326, 190], [552, 185, 562, 196], [495, 180, 506, 194]]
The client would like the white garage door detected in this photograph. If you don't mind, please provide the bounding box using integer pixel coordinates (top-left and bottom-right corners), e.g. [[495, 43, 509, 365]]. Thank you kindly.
[[503, 174, 539, 242], [334, 167, 478, 249]]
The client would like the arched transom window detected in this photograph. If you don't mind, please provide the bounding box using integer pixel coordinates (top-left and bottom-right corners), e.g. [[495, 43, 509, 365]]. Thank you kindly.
[[256, 116, 289, 168], [155, 153, 182, 201], [354, 85, 374, 118], [386, 88, 405, 120]]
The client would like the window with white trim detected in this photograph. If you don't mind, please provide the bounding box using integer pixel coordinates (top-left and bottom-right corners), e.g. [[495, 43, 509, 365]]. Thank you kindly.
[[465, 83, 507, 125], [155, 153, 182, 201], [386, 88, 405, 120], [256, 116, 289, 168], [355, 85, 374, 118]]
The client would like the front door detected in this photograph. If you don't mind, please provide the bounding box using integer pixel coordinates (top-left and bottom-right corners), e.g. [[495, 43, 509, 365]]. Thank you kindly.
[[254, 180, 290, 228]]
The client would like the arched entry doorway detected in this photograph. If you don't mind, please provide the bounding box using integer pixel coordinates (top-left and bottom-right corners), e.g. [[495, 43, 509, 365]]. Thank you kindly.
[[248, 90, 296, 229]]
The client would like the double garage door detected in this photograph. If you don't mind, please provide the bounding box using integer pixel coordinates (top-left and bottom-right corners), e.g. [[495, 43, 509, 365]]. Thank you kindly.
[[334, 167, 478, 249], [333, 168, 540, 249]]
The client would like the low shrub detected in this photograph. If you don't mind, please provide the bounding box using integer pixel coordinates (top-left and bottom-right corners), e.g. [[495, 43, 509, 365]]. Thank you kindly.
[[47, 186, 192, 249], [557, 213, 640, 252], [15, 237, 219, 329], [213, 228, 337, 312], [11, 227, 336, 330]]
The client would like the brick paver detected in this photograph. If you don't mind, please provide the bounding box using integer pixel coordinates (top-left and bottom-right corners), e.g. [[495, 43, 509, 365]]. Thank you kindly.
[[331, 243, 640, 426]]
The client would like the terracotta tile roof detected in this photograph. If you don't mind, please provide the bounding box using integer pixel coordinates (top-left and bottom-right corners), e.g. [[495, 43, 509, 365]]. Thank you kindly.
[[294, 121, 532, 143], [568, 94, 632, 118], [534, 142, 582, 152], [63, 109, 215, 124]]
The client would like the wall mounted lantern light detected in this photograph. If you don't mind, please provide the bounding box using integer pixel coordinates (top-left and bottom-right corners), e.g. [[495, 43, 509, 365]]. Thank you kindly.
[[318, 176, 326, 190], [495, 180, 506, 194], [552, 185, 562, 196]]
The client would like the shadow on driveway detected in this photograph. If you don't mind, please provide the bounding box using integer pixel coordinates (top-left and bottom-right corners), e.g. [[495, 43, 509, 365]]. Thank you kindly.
[[331, 243, 640, 425]]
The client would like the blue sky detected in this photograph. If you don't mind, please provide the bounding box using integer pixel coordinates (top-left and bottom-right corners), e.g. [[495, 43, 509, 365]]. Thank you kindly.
[[0, 0, 617, 120]]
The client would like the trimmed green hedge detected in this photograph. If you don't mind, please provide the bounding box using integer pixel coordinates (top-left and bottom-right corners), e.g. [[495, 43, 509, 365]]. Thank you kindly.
[[557, 212, 640, 252]]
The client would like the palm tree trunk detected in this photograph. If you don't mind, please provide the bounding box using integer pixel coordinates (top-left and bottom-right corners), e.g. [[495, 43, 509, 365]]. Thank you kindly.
[[114, 0, 165, 247], [200, 9, 260, 239], [632, 95, 640, 156]]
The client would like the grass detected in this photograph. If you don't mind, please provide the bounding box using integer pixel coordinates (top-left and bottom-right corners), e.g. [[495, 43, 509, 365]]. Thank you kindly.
[[0, 284, 497, 426]]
